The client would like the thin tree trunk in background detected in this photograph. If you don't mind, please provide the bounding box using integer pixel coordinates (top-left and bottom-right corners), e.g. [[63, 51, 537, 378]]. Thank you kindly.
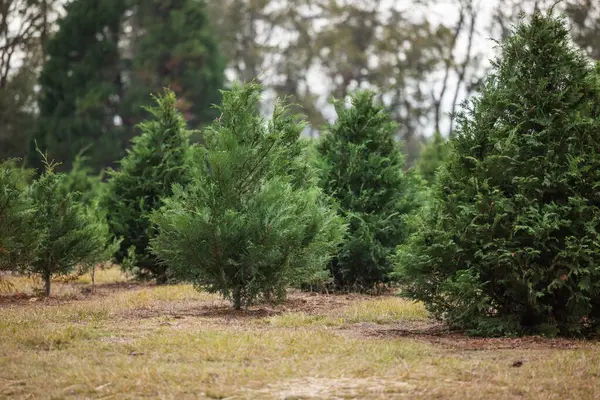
[[44, 271, 51, 297], [449, 2, 478, 138], [233, 286, 242, 310], [91, 264, 96, 294]]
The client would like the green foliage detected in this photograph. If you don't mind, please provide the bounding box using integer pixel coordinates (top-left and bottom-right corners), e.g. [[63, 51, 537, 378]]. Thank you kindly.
[[0, 161, 38, 271], [123, 0, 224, 132], [30, 0, 127, 172], [103, 90, 192, 283], [29, 0, 224, 172], [150, 82, 345, 309], [417, 131, 450, 185], [0, 66, 38, 161], [395, 11, 600, 337], [316, 90, 421, 291], [24, 153, 118, 297], [58, 151, 105, 206]]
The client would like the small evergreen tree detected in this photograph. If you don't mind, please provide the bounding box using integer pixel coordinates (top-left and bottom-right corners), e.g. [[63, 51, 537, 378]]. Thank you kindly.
[[416, 131, 449, 185], [396, 11, 600, 337], [25, 153, 118, 297], [150, 82, 345, 309], [103, 90, 192, 283], [317, 90, 421, 290]]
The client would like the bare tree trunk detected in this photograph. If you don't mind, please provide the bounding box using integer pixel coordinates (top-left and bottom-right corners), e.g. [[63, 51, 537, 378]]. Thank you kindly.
[[91, 264, 96, 295], [233, 286, 242, 310], [44, 271, 51, 297]]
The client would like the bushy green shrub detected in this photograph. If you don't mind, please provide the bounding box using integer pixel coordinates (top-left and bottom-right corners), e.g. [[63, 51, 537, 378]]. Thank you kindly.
[[395, 11, 600, 337], [103, 90, 192, 283], [150, 82, 346, 309], [24, 153, 118, 297], [317, 90, 422, 291]]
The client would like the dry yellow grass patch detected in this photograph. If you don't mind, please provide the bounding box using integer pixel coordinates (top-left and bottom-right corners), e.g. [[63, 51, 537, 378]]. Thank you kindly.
[[1, 271, 599, 399]]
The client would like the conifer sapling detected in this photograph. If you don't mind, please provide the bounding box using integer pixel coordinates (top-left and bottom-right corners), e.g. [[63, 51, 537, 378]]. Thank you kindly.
[[25, 151, 118, 297], [150, 82, 345, 309], [103, 90, 192, 283], [317, 90, 421, 291]]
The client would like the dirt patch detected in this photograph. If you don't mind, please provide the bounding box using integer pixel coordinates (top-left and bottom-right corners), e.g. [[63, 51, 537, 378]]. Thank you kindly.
[[119, 291, 374, 322], [353, 322, 594, 350]]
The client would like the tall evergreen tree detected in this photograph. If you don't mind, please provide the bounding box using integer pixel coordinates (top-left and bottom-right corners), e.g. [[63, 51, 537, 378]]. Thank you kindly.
[[150, 82, 345, 309], [30, 0, 224, 172], [122, 0, 225, 133], [103, 90, 192, 283], [396, 11, 600, 337], [317, 90, 421, 290], [30, 0, 127, 172]]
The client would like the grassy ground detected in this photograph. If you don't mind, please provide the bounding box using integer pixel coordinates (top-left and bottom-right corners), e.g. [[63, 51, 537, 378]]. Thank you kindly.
[[1, 268, 599, 399]]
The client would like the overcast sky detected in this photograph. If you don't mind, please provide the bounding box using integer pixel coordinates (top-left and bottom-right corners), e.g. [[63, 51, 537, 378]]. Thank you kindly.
[[296, 0, 500, 137]]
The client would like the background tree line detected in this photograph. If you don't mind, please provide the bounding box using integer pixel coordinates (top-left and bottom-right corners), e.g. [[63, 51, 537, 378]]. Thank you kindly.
[[2, 0, 599, 171]]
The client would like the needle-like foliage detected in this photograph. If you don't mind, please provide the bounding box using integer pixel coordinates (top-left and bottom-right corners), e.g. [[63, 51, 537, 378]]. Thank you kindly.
[[150, 82, 345, 309], [396, 11, 600, 337]]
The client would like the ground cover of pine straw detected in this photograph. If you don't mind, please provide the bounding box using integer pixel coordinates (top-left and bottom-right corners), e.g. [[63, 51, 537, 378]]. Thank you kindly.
[[1, 268, 599, 399]]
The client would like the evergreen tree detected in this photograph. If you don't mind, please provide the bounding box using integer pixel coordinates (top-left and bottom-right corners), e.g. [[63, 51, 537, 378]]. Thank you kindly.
[[25, 153, 118, 297], [30, 0, 224, 172], [416, 131, 450, 185], [316, 90, 421, 291], [396, 11, 600, 337], [103, 90, 192, 283], [150, 82, 345, 309], [30, 0, 127, 172], [122, 0, 225, 134]]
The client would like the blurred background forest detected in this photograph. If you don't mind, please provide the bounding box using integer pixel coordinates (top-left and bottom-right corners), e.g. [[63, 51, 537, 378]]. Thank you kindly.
[[1, 0, 599, 172]]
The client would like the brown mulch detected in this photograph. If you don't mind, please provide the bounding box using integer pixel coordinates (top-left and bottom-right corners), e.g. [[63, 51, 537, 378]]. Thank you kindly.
[[353, 321, 596, 350]]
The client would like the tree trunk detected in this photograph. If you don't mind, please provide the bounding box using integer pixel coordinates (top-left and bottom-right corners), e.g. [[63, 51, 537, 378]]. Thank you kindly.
[[91, 265, 96, 295], [233, 286, 242, 310], [44, 272, 51, 297]]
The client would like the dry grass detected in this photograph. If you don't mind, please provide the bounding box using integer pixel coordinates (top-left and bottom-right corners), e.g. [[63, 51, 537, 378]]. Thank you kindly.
[[1, 268, 599, 399]]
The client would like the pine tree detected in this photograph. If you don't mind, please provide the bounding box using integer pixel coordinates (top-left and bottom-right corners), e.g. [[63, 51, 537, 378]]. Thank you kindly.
[[122, 0, 225, 134], [416, 131, 450, 185], [103, 90, 192, 283], [150, 82, 345, 309], [396, 11, 600, 337], [316, 90, 421, 291], [29, 0, 127, 172], [25, 153, 118, 297], [30, 0, 224, 172]]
